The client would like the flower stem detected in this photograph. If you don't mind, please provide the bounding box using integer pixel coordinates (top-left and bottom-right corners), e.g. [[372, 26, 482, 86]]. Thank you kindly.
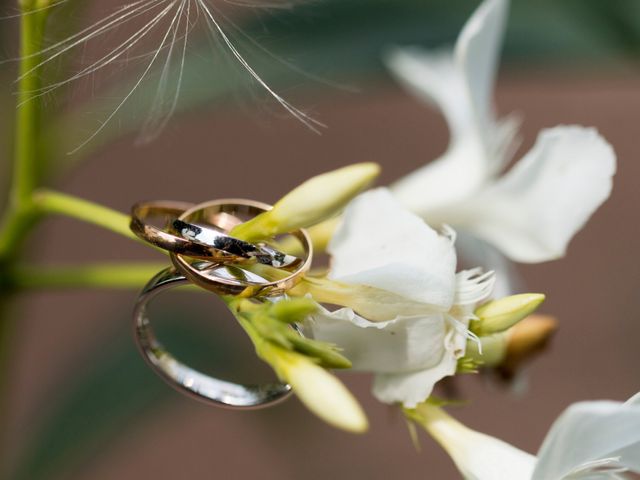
[[32, 189, 140, 242], [0, 3, 52, 474], [6, 262, 168, 290], [0, 4, 50, 261], [14, 7, 46, 203]]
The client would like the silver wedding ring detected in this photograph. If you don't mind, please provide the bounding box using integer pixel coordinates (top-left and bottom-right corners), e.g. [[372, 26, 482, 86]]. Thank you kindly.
[[172, 219, 301, 269], [133, 264, 292, 409]]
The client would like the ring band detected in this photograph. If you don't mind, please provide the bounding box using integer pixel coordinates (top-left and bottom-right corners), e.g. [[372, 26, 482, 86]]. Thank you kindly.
[[172, 219, 302, 269], [133, 265, 293, 408], [130, 200, 220, 259], [130, 201, 254, 263], [171, 199, 312, 297]]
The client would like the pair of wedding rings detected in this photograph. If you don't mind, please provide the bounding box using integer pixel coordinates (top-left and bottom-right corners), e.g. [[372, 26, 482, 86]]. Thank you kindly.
[[130, 199, 313, 409]]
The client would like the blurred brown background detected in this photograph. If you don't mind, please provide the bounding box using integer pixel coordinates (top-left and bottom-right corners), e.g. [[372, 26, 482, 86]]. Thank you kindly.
[[1, 1, 640, 479]]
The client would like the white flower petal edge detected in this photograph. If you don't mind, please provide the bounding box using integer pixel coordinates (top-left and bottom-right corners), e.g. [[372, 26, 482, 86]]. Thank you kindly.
[[453, 126, 616, 263], [386, 0, 512, 214], [328, 188, 456, 311], [532, 397, 640, 479]]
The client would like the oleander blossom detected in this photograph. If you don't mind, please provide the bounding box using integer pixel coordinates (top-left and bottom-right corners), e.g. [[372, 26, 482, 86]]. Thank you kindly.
[[7, 0, 319, 151], [305, 188, 495, 407], [412, 392, 640, 479], [385, 0, 616, 265]]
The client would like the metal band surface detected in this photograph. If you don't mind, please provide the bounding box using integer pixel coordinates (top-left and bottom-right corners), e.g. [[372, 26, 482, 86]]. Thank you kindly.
[[133, 265, 292, 408], [130, 200, 222, 259], [172, 219, 301, 269], [171, 199, 312, 297]]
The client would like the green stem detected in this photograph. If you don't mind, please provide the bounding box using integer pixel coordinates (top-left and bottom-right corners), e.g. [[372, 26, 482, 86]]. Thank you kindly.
[[7, 262, 168, 289], [33, 189, 139, 242], [14, 7, 46, 202], [0, 4, 52, 475], [0, 4, 50, 261]]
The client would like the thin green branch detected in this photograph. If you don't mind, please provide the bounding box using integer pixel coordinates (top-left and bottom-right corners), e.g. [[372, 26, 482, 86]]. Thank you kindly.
[[33, 189, 139, 242], [8, 262, 168, 289]]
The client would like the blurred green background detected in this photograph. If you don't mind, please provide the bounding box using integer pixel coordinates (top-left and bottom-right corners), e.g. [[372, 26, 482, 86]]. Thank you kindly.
[[0, 1, 639, 479]]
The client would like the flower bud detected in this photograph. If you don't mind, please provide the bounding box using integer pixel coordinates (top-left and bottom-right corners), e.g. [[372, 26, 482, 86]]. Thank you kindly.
[[274, 216, 342, 256], [278, 350, 368, 433], [231, 163, 380, 241], [499, 314, 558, 380], [235, 312, 366, 432], [464, 333, 509, 367], [471, 293, 545, 336], [268, 297, 318, 323]]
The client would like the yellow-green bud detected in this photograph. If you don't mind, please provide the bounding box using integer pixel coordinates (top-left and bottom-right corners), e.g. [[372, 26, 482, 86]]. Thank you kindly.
[[464, 334, 508, 367], [237, 317, 367, 433], [268, 297, 318, 323], [277, 350, 368, 433], [231, 163, 380, 241], [470, 293, 545, 336]]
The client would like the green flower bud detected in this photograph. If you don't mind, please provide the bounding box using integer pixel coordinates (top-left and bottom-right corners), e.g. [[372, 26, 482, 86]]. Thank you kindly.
[[287, 335, 352, 369], [470, 293, 545, 336], [231, 163, 380, 241], [268, 297, 318, 323], [237, 315, 367, 433], [464, 333, 508, 367]]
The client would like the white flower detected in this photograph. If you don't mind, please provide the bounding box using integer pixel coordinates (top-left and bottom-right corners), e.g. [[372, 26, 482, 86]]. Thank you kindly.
[[410, 392, 640, 480], [385, 0, 616, 263], [304, 188, 494, 407]]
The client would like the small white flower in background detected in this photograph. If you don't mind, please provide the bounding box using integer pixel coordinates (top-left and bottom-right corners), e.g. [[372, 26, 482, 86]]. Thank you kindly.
[[408, 392, 640, 480], [305, 188, 495, 407], [385, 0, 616, 264]]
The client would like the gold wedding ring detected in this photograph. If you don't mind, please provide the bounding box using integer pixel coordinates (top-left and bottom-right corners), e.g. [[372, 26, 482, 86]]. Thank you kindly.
[[170, 199, 312, 297], [131, 200, 304, 269]]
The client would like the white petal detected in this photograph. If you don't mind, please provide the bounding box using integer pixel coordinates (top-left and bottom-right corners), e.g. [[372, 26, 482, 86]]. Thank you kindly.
[[454, 126, 616, 263], [626, 392, 640, 407], [533, 400, 640, 480], [329, 188, 457, 310], [454, 268, 495, 308], [387, 0, 514, 215], [306, 306, 447, 373], [371, 315, 466, 407], [385, 0, 508, 143], [456, 0, 509, 135], [385, 46, 471, 142], [391, 135, 493, 215]]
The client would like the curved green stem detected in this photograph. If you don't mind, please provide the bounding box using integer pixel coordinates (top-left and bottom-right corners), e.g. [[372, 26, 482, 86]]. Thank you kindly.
[[32, 189, 139, 242]]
